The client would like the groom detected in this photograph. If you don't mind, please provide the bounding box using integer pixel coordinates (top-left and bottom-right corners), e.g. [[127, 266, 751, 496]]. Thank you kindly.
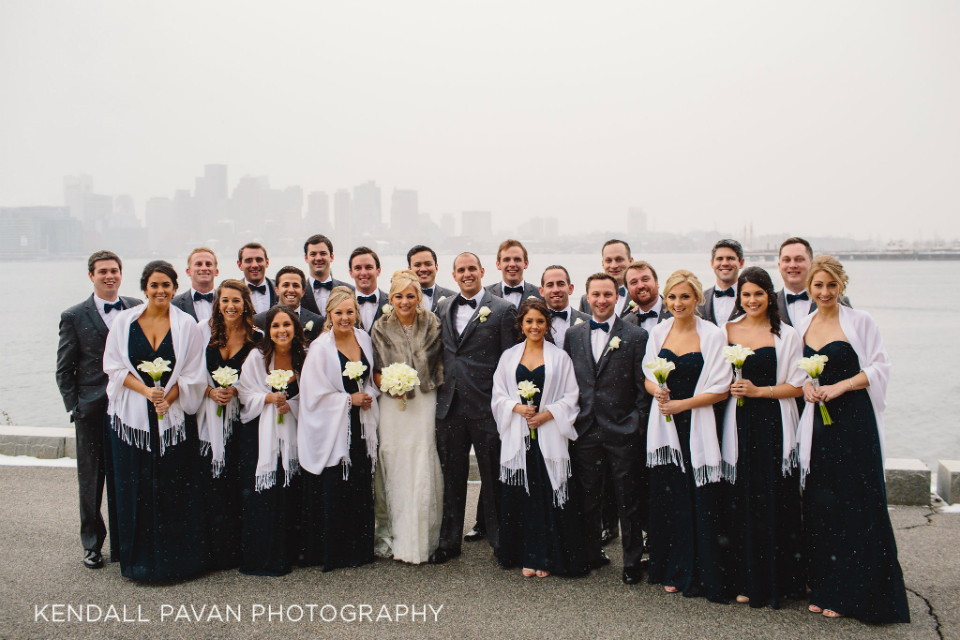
[[432, 252, 518, 563]]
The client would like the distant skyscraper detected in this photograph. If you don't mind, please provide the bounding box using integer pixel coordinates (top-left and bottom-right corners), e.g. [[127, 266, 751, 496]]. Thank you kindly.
[[627, 208, 647, 235], [231, 176, 265, 236], [0, 207, 82, 257], [543, 216, 559, 238], [352, 181, 381, 241], [461, 211, 492, 241], [282, 186, 304, 237], [145, 197, 174, 254], [440, 213, 456, 237], [334, 189, 353, 253], [63, 175, 93, 223], [306, 191, 330, 234], [391, 188, 419, 243], [195, 164, 228, 241]]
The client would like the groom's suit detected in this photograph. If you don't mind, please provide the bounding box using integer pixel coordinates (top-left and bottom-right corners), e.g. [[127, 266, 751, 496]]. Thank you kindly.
[[435, 291, 518, 554]]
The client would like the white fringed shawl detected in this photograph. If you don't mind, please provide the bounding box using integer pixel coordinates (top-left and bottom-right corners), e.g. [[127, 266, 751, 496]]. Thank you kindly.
[[491, 341, 580, 507], [720, 316, 807, 483], [643, 317, 731, 486], [237, 349, 300, 491], [103, 304, 206, 455], [297, 329, 380, 479], [795, 305, 891, 487]]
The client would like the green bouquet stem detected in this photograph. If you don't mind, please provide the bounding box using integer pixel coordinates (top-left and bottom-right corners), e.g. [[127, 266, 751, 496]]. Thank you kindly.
[[734, 367, 744, 407], [812, 379, 833, 425], [152, 378, 164, 420]]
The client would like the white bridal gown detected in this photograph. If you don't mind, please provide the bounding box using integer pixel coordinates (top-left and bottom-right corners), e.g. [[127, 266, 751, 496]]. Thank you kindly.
[[374, 387, 444, 564]]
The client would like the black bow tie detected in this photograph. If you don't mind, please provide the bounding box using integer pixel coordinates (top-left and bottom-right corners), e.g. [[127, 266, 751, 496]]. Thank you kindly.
[[456, 296, 477, 308], [619, 286, 626, 298], [714, 288, 735, 298], [358, 294, 377, 304], [589, 319, 609, 333], [193, 291, 214, 303], [503, 285, 524, 295], [249, 283, 267, 295], [421, 287, 434, 297], [786, 291, 809, 304], [313, 279, 333, 291], [549, 309, 568, 320], [103, 301, 122, 314], [637, 310, 658, 321]]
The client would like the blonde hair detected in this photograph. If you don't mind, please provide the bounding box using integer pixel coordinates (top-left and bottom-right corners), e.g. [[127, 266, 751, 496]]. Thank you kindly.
[[662, 269, 705, 306], [806, 255, 849, 297], [322, 286, 360, 332], [388, 270, 423, 304]]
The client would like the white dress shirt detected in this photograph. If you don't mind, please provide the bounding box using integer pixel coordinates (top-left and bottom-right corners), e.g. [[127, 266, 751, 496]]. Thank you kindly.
[[590, 316, 613, 362], [500, 281, 526, 309], [308, 276, 334, 314], [713, 283, 737, 327], [420, 286, 435, 312], [455, 290, 485, 335], [246, 280, 270, 314], [784, 287, 813, 326], [549, 305, 574, 348], [94, 294, 124, 331], [189, 287, 214, 323], [358, 289, 381, 331], [637, 298, 663, 334]]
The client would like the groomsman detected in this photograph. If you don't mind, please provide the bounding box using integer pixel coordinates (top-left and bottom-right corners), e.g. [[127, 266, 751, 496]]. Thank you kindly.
[[484, 239, 542, 306], [253, 266, 323, 342], [579, 239, 633, 318], [172, 247, 219, 323], [56, 251, 142, 569], [622, 261, 672, 333], [408, 244, 455, 314], [432, 253, 517, 564], [301, 234, 353, 316], [698, 239, 744, 326], [238, 242, 277, 314], [564, 273, 651, 584], [539, 265, 590, 348], [349, 246, 388, 333]]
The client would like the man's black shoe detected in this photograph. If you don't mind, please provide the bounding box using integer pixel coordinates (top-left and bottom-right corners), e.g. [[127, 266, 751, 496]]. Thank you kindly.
[[464, 527, 487, 542], [597, 550, 611, 567], [600, 528, 616, 546], [622, 566, 643, 585], [83, 550, 104, 569], [428, 549, 460, 565]]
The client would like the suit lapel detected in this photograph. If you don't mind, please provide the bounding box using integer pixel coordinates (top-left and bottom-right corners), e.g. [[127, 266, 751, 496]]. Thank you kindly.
[[84, 295, 110, 339], [580, 321, 597, 376], [704, 289, 716, 324], [596, 317, 622, 377]]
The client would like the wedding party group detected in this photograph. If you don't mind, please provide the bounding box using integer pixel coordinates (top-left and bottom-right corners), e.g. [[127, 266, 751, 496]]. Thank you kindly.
[[56, 233, 909, 625]]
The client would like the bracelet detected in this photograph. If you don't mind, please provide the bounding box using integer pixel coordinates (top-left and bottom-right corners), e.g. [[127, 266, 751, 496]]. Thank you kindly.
[[848, 379, 855, 390], [768, 386, 774, 398]]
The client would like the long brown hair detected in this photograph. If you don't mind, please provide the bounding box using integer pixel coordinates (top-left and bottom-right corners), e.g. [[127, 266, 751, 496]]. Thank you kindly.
[[259, 305, 307, 375], [209, 279, 258, 348]]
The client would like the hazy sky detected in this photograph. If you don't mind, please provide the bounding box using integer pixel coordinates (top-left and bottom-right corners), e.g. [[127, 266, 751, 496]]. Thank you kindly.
[[1, 1, 958, 240]]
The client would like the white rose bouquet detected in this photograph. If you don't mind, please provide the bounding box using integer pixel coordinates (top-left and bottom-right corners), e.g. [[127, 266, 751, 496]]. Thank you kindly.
[[210, 365, 239, 417], [379, 362, 420, 411], [644, 357, 676, 422], [722, 344, 755, 407], [798, 355, 833, 425], [265, 369, 295, 423], [517, 380, 541, 441], [137, 357, 172, 420]]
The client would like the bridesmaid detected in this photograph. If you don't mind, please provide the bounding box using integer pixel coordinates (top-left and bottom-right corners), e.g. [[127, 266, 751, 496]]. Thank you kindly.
[[492, 298, 595, 577], [298, 286, 379, 571], [102, 260, 211, 581], [722, 267, 806, 608], [797, 256, 909, 623], [236, 305, 305, 576], [197, 280, 261, 570], [643, 269, 731, 602]]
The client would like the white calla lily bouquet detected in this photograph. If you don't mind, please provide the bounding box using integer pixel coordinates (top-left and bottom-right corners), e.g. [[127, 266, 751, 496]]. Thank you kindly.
[[265, 369, 295, 423], [644, 357, 676, 422], [379, 363, 420, 411], [211, 366, 239, 417], [517, 380, 541, 440], [798, 355, 833, 425], [722, 344, 755, 406], [137, 358, 172, 420], [343, 361, 367, 383]]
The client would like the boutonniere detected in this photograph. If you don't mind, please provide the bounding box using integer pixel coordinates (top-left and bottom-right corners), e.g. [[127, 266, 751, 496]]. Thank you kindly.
[[605, 336, 622, 355], [478, 306, 491, 322], [304, 320, 314, 331], [574, 318, 584, 326], [628, 300, 638, 310], [382, 304, 393, 315], [527, 295, 537, 300], [438, 296, 447, 302]]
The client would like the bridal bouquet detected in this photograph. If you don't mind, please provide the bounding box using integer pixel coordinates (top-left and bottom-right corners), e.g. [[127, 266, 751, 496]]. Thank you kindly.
[[265, 369, 295, 423], [644, 357, 676, 422], [379, 363, 420, 411], [517, 380, 541, 441], [722, 344, 755, 407], [798, 355, 833, 425], [137, 357, 172, 420], [211, 366, 239, 417]]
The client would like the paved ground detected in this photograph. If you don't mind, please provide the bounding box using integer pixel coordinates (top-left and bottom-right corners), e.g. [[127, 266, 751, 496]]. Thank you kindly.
[[0, 466, 956, 640]]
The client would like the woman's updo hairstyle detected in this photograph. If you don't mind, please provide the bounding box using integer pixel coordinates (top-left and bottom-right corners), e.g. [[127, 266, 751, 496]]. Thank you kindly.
[[323, 286, 360, 332], [662, 269, 705, 307], [140, 260, 178, 292], [514, 297, 553, 342], [388, 270, 423, 304], [806, 255, 849, 297]]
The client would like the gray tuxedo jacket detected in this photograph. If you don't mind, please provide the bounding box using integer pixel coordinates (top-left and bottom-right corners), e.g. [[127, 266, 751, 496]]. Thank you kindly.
[[562, 316, 651, 439], [552, 307, 592, 348], [301, 277, 354, 316], [775, 289, 852, 327], [254, 306, 324, 342], [56, 294, 143, 421], [426, 284, 457, 315], [484, 281, 543, 308], [171, 289, 212, 321], [435, 291, 519, 423], [622, 298, 672, 328], [697, 286, 739, 325]]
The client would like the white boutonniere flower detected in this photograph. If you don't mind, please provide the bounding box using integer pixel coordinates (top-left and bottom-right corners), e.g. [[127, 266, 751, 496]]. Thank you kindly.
[[605, 336, 622, 355], [574, 318, 584, 325], [304, 320, 314, 331], [628, 300, 638, 310], [382, 304, 393, 315], [478, 306, 491, 322], [527, 295, 537, 300], [438, 296, 447, 302]]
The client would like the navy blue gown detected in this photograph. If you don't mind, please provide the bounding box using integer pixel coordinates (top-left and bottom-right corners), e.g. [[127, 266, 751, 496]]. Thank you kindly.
[[300, 351, 375, 571], [647, 348, 729, 602], [802, 341, 909, 623], [724, 346, 806, 608], [238, 375, 302, 576], [199, 342, 255, 571], [109, 322, 212, 581], [499, 364, 596, 576]]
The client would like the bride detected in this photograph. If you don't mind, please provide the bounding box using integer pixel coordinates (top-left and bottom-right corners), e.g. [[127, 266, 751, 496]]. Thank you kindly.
[[371, 270, 445, 563]]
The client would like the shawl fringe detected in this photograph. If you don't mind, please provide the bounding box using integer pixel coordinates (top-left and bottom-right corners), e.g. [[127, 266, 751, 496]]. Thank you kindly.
[[255, 452, 300, 492], [499, 452, 572, 508], [646, 445, 684, 470], [693, 463, 722, 487], [722, 460, 737, 485], [110, 414, 152, 452]]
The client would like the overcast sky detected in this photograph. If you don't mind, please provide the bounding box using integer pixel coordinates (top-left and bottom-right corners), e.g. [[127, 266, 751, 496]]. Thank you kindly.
[[1, 1, 958, 240]]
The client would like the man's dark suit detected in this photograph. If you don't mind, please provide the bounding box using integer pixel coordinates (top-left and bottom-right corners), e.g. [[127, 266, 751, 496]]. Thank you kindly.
[[425, 284, 457, 315], [301, 277, 354, 316], [56, 294, 142, 558], [484, 281, 543, 307], [254, 306, 324, 342], [358, 288, 388, 333], [435, 291, 518, 555], [563, 316, 652, 570], [697, 286, 738, 325]]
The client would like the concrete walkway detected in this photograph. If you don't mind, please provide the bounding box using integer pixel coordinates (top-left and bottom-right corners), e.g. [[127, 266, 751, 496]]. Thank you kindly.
[[0, 466, 956, 640]]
